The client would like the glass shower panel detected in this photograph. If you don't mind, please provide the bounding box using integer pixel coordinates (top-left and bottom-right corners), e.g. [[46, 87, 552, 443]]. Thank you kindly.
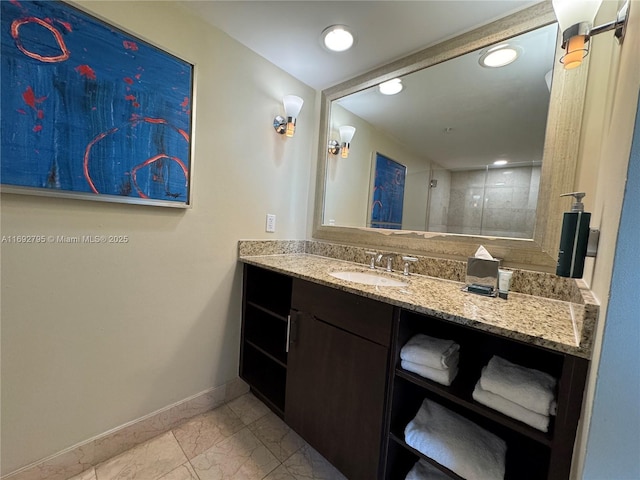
[[427, 165, 539, 238]]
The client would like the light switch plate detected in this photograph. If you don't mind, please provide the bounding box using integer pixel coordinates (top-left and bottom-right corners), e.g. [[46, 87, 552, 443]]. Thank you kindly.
[[266, 214, 276, 233]]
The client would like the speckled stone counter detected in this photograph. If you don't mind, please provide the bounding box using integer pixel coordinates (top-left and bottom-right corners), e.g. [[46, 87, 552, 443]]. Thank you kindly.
[[239, 246, 598, 359]]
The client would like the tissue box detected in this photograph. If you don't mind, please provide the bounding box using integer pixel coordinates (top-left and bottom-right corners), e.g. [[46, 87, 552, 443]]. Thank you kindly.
[[466, 257, 500, 292]]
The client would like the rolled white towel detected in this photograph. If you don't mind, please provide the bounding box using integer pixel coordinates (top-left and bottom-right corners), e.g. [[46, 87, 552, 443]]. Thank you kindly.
[[400, 334, 460, 370], [404, 398, 506, 480], [473, 382, 550, 432], [406, 459, 451, 480], [479, 356, 557, 416], [401, 359, 459, 386]]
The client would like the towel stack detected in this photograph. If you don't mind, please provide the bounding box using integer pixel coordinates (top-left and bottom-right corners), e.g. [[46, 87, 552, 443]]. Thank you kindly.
[[405, 398, 507, 480], [473, 355, 558, 432], [400, 334, 460, 386], [405, 458, 451, 480]]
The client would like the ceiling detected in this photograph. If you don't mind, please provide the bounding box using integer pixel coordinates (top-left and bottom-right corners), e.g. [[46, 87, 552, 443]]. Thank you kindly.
[[336, 23, 557, 170], [177, 1, 543, 91]]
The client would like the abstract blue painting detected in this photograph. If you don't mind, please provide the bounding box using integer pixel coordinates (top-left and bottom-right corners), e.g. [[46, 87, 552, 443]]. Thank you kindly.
[[370, 153, 406, 229], [1, 0, 193, 206]]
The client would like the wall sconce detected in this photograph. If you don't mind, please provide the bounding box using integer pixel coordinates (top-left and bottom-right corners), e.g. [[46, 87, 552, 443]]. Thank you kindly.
[[328, 126, 356, 158], [552, 0, 629, 70], [273, 95, 304, 137]]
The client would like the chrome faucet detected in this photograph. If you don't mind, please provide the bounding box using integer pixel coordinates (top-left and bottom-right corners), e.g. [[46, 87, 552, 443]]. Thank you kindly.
[[402, 256, 418, 276], [365, 251, 378, 269], [376, 253, 394, 272]]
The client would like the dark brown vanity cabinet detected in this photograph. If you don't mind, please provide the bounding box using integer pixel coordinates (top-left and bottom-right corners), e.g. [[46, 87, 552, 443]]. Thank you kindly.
[[241, 264, 589, 480], [287, 280, 395, 480], [384, 310, 589, 480], [241, 264, 394, 480]]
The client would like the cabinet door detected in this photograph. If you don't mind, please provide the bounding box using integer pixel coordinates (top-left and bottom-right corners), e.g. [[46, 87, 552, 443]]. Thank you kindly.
[[286, 311, 389, 480]]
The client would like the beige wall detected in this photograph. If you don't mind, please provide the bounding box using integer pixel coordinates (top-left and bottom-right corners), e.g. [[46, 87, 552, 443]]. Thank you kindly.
[[571, 0, 640, 477], [0, 1, 316, 474]]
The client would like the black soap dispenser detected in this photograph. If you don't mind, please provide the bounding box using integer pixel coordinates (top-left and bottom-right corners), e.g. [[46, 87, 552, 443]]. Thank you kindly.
[[556, 192, 590, 278]]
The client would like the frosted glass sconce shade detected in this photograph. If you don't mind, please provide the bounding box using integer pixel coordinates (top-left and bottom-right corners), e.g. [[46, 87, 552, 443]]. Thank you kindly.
[[273, 95, 304, 137], [328, 125, 356, 158], [339, 125, 356, 158], [553, 0, 602, 32], [283, 95, 304, 118], [552, 0, 629, 70]]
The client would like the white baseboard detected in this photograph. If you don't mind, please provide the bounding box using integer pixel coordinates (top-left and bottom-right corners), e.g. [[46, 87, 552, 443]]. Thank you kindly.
[[2, 377, 249, 480]]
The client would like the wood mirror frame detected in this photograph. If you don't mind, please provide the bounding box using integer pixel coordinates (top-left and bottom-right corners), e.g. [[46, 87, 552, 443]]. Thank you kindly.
[[312, 2, 588, 272]]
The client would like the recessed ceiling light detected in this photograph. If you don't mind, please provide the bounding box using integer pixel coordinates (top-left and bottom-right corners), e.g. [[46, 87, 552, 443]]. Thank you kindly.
[[493, 159, 508, 166], [479, 44, 521, 68], [379, 78, 403, 95], [321, 25, 355, 52]]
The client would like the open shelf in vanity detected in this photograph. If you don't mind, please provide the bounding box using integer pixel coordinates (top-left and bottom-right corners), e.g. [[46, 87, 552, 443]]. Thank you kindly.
[[384, 310, 589, 480], [240, 264, 292, 417]]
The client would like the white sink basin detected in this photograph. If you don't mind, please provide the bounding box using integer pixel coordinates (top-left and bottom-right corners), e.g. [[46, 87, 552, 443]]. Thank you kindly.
[[329, 270, 408, 287]]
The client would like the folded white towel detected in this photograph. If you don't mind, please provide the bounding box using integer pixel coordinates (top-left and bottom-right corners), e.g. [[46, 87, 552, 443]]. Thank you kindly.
[[400, 334, 460, 370], [406, 459, 451, 480], [473, 382, 550, 432], [405, 398, 506, 480], [401, 359, 459, 386], [479, 356, 557, 416]]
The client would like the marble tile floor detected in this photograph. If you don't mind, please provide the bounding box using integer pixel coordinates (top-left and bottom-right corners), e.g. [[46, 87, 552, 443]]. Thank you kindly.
[[67, 393, 347, 480]]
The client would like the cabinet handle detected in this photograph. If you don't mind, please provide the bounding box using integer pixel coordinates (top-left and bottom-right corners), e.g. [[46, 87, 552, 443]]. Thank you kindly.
[[286, 314, 291, 353], [285, 313, 298, 353]]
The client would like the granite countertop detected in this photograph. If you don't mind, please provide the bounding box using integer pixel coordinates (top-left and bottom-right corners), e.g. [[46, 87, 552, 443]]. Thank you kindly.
[[239, 253, 595, 359]]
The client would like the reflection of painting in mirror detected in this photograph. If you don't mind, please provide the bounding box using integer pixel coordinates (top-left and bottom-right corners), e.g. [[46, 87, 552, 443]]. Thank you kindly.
[[369, 153, 406, 230], [324, 23, 557, 239]]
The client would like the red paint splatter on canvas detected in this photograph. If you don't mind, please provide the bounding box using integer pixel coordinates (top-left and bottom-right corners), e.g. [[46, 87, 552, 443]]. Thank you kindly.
[[180, 97, 189, 108], [123, 77, 134, 85], [33, 125, 42, 132], [10, 0, 23, 8], [75, 64, 96, 80], [17, 109, 27, 115], [22, 86, 47, 110], [143, 117, 166, 124], [123, 40, 138, 51], [37, 110, 44, 119], [56, 20, 72, 32], [135, 73, 142, 80], [124, 94, 139, 108]]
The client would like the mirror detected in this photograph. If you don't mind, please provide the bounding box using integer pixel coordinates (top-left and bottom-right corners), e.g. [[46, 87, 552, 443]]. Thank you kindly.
[[313, 2, 589, 271], [326, 23, 556, 238]]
